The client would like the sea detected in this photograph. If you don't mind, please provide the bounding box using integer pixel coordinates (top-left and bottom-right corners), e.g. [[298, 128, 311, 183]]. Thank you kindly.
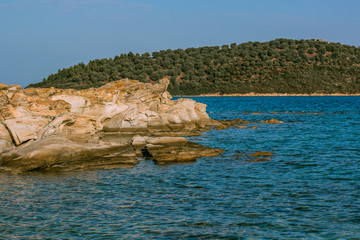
[[0, 96, 359, 239]]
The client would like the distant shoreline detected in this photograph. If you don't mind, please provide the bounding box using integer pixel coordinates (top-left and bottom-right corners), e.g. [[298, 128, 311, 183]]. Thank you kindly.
[[174, 93, 360, 97]]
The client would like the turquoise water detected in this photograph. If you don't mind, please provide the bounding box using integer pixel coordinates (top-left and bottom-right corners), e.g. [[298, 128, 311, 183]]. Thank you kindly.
[[1, 96, 359, 239]]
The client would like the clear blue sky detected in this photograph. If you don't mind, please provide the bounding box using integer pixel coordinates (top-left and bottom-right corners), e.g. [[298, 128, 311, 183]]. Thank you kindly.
[[1, 0, 359, 87]]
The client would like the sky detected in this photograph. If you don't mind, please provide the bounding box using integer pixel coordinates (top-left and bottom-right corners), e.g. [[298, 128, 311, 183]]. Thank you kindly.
[[1, 0, 360, 87]]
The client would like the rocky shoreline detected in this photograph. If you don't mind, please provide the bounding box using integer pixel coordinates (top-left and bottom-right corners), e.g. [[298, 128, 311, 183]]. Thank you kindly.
[[0, 79, 286, 173], [176, 93, 360, 97], [0, 79, 229, 173]]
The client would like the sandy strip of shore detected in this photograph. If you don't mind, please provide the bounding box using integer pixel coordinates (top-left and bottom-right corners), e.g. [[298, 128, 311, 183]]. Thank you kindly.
[[174, 93, 360, 97]]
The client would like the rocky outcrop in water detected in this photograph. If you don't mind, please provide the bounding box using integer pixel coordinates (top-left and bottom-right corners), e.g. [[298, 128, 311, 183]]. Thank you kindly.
[[0, 79, 223, 173]]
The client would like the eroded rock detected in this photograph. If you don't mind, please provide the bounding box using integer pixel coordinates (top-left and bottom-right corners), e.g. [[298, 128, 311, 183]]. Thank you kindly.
[[0, 79, 224, 173], [0, 136, 138, 173]]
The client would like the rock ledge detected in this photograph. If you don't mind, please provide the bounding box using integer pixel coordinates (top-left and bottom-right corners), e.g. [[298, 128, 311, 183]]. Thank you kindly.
[[0, 78, 223, 173]]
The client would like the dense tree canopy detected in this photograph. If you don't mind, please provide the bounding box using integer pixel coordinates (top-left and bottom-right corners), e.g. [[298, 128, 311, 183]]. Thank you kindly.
[[28, 39, 360, 95]]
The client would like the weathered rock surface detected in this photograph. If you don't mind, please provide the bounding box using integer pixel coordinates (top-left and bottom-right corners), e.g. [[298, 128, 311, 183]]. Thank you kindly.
[[0, 136, 137, 173], [0, 122, 13, 153], [0, 78, 224, 173]]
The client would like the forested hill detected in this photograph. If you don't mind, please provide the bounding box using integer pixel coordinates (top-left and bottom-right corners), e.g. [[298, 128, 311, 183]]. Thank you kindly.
[[27, 39, 360, 95]]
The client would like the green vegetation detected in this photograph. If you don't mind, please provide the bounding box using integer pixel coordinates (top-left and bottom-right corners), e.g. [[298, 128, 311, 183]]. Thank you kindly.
[[27, 39, 360, 95]]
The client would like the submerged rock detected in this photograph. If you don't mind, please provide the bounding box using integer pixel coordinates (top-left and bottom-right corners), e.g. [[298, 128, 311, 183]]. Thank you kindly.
[[0, 79, 223, 173], [213, 118, 285, 130], [250, 151, 273, 157], [246, 151, 273, 162], [232, 150, 273, 162], [218, 119, 250, 127], [260, 119, 284, 124], [246, 158, 271, 162], [214, 119, 250, 130]]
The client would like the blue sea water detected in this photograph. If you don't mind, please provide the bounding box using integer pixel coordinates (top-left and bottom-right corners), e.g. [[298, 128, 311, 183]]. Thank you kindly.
[[0, 96, 359, 239]]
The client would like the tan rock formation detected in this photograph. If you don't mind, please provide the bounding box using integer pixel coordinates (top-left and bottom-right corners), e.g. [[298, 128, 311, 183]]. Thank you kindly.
[[0, 79, 223, 173], [0, 136, 137, 173], [0, 78, 218, 143]]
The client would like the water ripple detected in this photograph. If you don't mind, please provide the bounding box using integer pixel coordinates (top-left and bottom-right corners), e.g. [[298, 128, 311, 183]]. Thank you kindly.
[[1, 97, 360, 239]]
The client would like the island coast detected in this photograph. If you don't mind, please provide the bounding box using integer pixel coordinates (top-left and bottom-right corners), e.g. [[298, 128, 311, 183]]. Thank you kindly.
[[0, 78, 227, 173], [176, 93, 360, 97]]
